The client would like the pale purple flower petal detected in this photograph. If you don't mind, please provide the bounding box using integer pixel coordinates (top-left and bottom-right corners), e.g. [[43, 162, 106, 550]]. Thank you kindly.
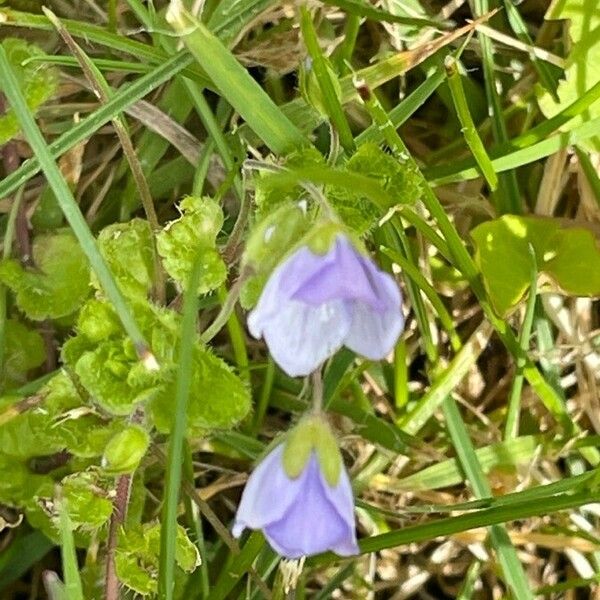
[[260, 299, 351, 377], [344, 300, 405, 360], [233, 447, 358, 559], [232, 445, 299, 537], [286, 237, 383, 308], [248, 233, 404, 376]]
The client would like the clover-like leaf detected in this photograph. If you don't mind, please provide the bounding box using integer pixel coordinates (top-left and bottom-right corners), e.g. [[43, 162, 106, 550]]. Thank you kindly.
[[157, 196, 227, 295], [472, 215, 600, 315], [0, 231, 90, 320]]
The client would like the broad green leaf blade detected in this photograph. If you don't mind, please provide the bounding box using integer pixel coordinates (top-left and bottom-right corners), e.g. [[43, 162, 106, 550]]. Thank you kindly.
[[471, 215, 600, 316]]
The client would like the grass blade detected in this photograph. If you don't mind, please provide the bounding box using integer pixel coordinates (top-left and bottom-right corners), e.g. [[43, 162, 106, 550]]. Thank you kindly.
[[0, 52, 193, 201], [445, 55, 498, 190], [166, 0, 308, 154], [0, 44, 153, 360], [157, 251, 206, 599], [58, 498, 84, 600], [300, 6, 355, 152]]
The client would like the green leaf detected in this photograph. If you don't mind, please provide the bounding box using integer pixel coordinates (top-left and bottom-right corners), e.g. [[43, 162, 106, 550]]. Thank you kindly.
[[0, 231, 90, 320], [0, 453, 51, 507], [157, 196, 227, 295], [472, 215, 600, 315], [328, 143, 421, 234], [0, 38, 57, 143], [102, 425, 150, 475], [254, 148, 325, 220], [116, 522, 200, 596], [60, 471, 113, 531], [538, 0, 600, 151], [150, 343, 250, 435], [96, 219, 156, 299], [240, 201, 313, 308], [0, 372, 122, 460], [1, 319, 45, 389], [74, 338, 159, 416]]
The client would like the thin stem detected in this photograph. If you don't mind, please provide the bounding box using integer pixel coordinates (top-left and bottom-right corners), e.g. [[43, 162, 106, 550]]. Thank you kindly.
[[45, 8, 166, 304], [200, 268, 252, 344], [104, 474, 132, 600], [504, 244, 538, 439], [158, 251, 205, 600], [312, 370, 324, 414]]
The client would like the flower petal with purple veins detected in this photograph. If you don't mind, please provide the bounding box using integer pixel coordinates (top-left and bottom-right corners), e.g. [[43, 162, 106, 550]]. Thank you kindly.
[[263, 455, 355, 558], [261, 299, 351, 377], [288, 237, 383, 308], [248, 232, 405, 377], [233, 445, 358, 559]]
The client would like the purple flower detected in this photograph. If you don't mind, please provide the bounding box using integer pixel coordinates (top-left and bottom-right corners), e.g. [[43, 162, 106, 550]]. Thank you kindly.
[[248, 234, 404, 376], [232, 443, 359, 558]]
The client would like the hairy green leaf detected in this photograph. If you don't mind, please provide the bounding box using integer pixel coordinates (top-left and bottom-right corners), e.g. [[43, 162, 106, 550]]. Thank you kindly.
[[0, 231, 90, 320], [0, 38, 57, 143], [157, 196, 227, 295], [96, 219, 156, 299]]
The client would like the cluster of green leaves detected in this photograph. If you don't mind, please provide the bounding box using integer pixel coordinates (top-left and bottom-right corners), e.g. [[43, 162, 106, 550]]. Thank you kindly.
[[0, 195, 250, 595], [241, 143, 421, 307]]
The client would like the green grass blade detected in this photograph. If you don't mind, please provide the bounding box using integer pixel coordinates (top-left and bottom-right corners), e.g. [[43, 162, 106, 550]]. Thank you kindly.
[[502, 0, 559, 100], [381, 246, 462, 352], [0, 44, 151, 358], [58, 499, 84, 600], [445, 55, 498, 190], [158, 252, 206, 599], [300, 6, 355, 152], [208, 531, 265, 600], [166, 0, 308, 154], [470, 2, 522, 214], [0, 52, 193, 201], [398, 322, 492, 434], [1, 8, 179, 64], [441, 398, 534, 599], [208, 0, 277, 46], [314, 490, 600, 560], [427, 116, 600, 185], [321, 0, 450, 29]]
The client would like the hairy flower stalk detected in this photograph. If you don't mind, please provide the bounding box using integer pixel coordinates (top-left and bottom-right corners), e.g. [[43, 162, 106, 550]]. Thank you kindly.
[[248, 232, 404, 377], [233, 415, 359, 559]]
